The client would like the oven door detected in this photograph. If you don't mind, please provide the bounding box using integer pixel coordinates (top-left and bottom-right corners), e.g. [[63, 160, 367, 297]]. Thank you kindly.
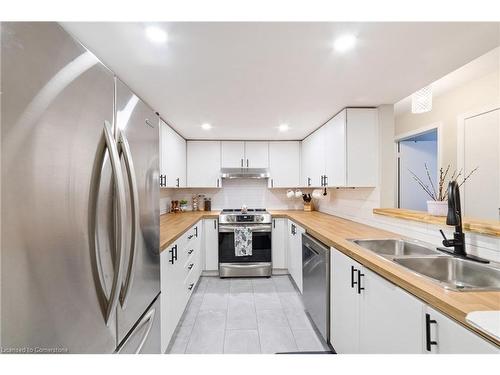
[[218, 224, 272, 263]]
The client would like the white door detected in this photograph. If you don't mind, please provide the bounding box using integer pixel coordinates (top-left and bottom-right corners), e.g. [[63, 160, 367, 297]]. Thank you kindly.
[[424, 306, 499, 354], [359, 268, 424, 353], [272, 218, 287, 269], [203, 218, 219, 271], [221, 141, 245, 168], [324, 110, 346, 187], [269, 141, 300, 188], [346, 108, 378, 187], [330, 248, 360, 353], [464, 108, 500, 220], [244, 141, 269, 168], [187, 141, 221, 188]]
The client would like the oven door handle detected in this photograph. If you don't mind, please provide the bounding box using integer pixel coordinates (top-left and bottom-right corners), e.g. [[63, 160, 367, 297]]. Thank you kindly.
[[218, 224, 272, 233]]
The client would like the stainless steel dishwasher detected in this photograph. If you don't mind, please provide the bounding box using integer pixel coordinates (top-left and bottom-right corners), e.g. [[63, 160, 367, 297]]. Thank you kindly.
[[302, 233, 330, 342]]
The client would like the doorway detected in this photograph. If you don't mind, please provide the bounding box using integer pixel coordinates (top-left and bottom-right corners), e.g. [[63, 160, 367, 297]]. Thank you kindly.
[[397, 129, 439, 211]]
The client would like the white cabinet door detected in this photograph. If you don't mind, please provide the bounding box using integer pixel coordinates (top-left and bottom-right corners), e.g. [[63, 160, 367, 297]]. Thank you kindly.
[[203, 218, 219, 272], [324, 110, 346, 187], [221, 141, 245, 168], [269, 141, 300, 188], [330, 248, 360, 353], [301, 129, 325, 187], [346, 108, 378, 187], [424, 306, 499, 354], [160, 242, 184, 352], [359, 268, 424, 353], [272, 218, 287, 269], [160, 119, 186, 187], [244, 141, 269, 168], [187, 141, 221, 188], [287, 220, 304, 293]]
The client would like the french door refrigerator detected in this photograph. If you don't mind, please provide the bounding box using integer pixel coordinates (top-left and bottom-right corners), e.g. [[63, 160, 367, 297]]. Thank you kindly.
[[1, 22, 161, 354]]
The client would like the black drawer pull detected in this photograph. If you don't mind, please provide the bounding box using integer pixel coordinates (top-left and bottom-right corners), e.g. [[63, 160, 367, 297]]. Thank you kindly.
[[357, 271, 365, 294], [188, 283, 195, 291], [425, 313, 438, 351], [351, 266, 357, 288], [188, 263, 194, 270], [188, 249, 194, 255], [169, 245, 177, 264], [188, 234, 194, 240]]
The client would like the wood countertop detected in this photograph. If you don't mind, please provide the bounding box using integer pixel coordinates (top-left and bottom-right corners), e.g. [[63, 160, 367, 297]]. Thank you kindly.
[[373, 208, 500, 237], [269, 210, 500, 347], [160, 211, 220, 252], [159, 209, 500, 346]]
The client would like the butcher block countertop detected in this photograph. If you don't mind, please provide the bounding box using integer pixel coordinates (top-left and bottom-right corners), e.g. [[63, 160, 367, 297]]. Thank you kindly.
[[373, 208, 500, 237], [160, 211, 220, 252], [271, 210, 500, 347], [160, 209, 500, 346]]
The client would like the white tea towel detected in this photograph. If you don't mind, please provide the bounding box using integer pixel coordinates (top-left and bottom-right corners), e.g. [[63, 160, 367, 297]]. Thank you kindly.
[[234, 226, 252, 256]]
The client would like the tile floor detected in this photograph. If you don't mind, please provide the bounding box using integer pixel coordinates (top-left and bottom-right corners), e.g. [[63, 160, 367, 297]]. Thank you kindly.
[[167, 275, 332, 354]]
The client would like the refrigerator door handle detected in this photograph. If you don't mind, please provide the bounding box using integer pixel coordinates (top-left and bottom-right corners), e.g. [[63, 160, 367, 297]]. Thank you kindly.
[[118, 129, 140, 308], [116, 306, 156, 354], [89, 121, 127, 326]]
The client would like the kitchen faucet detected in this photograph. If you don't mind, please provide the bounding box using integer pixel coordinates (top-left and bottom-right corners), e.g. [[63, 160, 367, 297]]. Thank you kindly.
[[438, 181, 489, 263]]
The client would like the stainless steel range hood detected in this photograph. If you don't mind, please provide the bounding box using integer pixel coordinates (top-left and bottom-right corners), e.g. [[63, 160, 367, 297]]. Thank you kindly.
[[220, 168, 270, 179]]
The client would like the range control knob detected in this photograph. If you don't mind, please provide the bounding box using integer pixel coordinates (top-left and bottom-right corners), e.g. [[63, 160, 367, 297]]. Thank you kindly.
[[256, 215, 263, 222]]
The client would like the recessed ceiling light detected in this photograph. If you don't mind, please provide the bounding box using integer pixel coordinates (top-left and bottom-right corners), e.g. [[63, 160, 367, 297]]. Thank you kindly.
[[145, 26, 168, 44], [278, 124, 290, 132], [201, 123, 212, 130], [333, 34, 357, 53]]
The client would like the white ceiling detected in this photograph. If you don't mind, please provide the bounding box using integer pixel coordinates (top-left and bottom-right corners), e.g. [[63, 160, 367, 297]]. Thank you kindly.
[[62, 22, 500, 140]]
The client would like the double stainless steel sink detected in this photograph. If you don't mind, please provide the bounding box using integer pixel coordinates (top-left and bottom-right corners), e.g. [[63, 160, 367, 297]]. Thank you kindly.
[[351, 239, 500, 291]]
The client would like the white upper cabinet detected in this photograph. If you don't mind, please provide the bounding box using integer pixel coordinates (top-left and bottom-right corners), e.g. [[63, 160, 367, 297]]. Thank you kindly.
[[221, 141, 269, 168], [324, 110, 346, 187], [301, 108, 378, 188], [301, 128, 325, 187], [221, 141, 245, 168], [245, 141, 269, 168], [269, 141, 300, 188], [187, 141, 221, 188], [345, 108, 378, 187], [160, 119, 186, 188]]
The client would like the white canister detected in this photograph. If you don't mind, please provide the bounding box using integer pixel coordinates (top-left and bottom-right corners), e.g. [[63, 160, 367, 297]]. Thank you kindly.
[[426, 200, 448, 216]]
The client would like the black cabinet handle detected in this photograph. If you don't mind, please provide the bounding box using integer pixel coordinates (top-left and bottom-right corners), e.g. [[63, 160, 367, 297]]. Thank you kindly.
[[357, 271, 365, 294], [307, 177, 311, 187], [188, 283, 195, 291], [194, 226, 198, 238], [188, 263, 194, 270], [188, 234, 194, 240], [176, 177, 180, 187], [246, 159, 249, 167], [324, 175, 328, 186], [425, 314, 438, 351], [320, 175, 324, 186], [217, 178, 220, 187], [351, 266, 358, 288], [273, 219, 275, 229], [241, 158, 243, 167], [214, 219, 217, 230], [169, 244, 178, 264], [188, 249, 194, 255]]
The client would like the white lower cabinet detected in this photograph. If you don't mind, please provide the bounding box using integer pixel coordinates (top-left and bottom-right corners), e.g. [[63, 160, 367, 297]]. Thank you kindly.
[[359, 268, 424, 353], [424, 306, 499, 354], [203, 218, 219, 272], [287, 220, 305, 292], [330, 248, 498, 354], [271, 218, 287, 270], [160, 220, 202, 353]]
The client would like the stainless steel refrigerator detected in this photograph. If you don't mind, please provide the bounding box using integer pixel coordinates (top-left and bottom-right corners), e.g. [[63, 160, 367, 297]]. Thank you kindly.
[[1, 22, 161, 353]]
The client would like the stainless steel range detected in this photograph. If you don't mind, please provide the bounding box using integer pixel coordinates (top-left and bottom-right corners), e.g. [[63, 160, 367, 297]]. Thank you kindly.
[[218, 208, 272, 277]]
